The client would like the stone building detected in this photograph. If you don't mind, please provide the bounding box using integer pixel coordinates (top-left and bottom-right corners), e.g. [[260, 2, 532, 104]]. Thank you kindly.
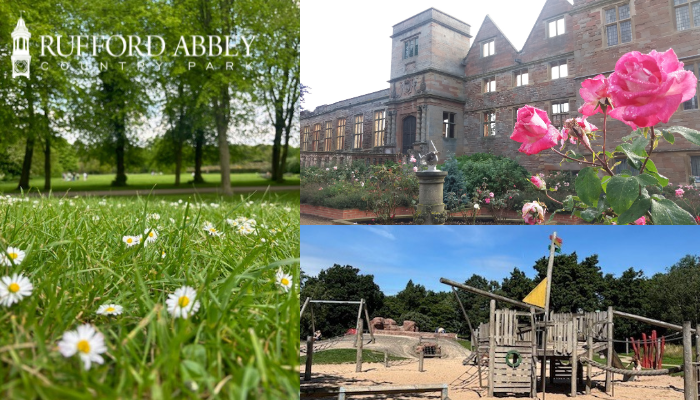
[[301, 0, 700, 184]]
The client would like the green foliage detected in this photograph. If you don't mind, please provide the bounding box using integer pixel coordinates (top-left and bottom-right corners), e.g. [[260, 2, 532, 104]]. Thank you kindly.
[[398, 311, 433, 332], [532, 253, 605, 313], [454, 153, 529, 195], [300, 265, 384, 339], [440, 157, 469, 202]]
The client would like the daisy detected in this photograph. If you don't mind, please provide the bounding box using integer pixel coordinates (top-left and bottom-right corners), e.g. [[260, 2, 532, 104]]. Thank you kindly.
[[161, 251, 166, 259], [122, 235, 141, 247], [276, 269, 292, 292], [57, 324, 107, 370], [0, 273, 33, 307], [1, 247, 25, 266], [203, 222, 223, 237], [166, 286, 201, 319], [143, 228, 158, 244], [96, 304, 123, 316], [147, 213, 160, 220]]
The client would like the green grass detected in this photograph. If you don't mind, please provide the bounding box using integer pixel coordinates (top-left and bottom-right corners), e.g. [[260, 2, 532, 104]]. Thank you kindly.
[[0, 193, 300, 398], [300, 349, 406, 365], [0, 173, 300, 194], [456, 339, 473, 350]]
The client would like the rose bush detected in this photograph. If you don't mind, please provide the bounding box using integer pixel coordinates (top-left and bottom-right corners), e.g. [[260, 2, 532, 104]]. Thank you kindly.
[[513, 48, 700, 225]]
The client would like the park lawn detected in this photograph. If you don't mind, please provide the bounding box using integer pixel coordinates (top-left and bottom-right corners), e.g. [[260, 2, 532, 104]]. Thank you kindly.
[[456, 338, 473, 350], [300, 349, 407, 365], [0, 173, 300, 193], [0, 193, 300, 398]]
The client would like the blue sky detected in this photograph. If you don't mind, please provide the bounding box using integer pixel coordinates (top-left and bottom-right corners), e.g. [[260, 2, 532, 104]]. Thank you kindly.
[[301, 226, 700, 295]]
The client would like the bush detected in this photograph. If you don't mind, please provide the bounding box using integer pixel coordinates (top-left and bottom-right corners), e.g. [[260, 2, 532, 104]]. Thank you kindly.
[[399, 311, 433, 332], [440, 157, 469, 203], [455, 153, 529, 195]]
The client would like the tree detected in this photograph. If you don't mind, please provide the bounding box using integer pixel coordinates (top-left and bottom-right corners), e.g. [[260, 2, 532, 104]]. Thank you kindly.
[[499, 268, 535, 305], [532, 252, 605, 313], [648, 255, 700, 326], [299, 264, 384, 338], [602, 268, 653, 343], [453, 274, 500, 338]]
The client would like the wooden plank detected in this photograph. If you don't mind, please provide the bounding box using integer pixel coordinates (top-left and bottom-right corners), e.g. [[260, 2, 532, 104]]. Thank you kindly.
[[489, 300, 496, 397]]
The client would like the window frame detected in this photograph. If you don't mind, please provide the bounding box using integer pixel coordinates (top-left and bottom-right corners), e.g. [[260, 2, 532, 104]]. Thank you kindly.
[[481, 39, 495, 58], [548, 17, 566, 37], [551, 101, 570, 129], [373, 110, 386, 147], [484, 76, 497, 93], [324, 121, 333, 151], [691, 155, 700, 176], [336, 118, 346, 151], [443, 112, 456, 138], [682, 62, 700, 110], [604, 3, 632, 47], [614, 158, 641, 176], [302, 126, 310, 151], [514, 69, 529, 86], [674, 0, 700, 31], [353, 115, 364, 149], [311, 124, 322, 152], [482, 111, 496, 137], [551, 60, 568, 80], [403, 37, 419, 59]]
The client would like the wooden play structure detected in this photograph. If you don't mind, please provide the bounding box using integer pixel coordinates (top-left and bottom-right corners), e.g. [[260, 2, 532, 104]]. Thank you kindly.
[[416, 336, 442, 358]]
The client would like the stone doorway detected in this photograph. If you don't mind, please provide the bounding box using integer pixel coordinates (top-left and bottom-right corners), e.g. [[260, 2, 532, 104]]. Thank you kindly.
[[402, 116, 416, 154]]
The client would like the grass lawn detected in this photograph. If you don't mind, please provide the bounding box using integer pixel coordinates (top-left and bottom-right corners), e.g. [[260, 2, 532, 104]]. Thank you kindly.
[[0, 193, 300, 398], [300, 349, 406, 365], [456, 338, 473, 350], [0, 173, 300, 193]]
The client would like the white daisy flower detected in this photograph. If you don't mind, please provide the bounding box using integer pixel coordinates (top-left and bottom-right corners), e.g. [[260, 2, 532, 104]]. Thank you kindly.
[[1, 247, 25, 266], [0, 273, 33, 307], [276, 269, 292, 292], [166, 286, 201, 319], [260, 238, 267, 243], [98, 200, 107, 206], [92, 215, 100, 222], [147, 213, 161, 220], [143, 228, 158, 244], [161, 251, 166, 259], [122, 235, 140, 247], [283, 207, 292, 212], [210, 203, 220, 208], [203, 222, 223, 237], [96, 304, 123, 316], [57, 324, 107, 370], [169, 218, 176, 224]]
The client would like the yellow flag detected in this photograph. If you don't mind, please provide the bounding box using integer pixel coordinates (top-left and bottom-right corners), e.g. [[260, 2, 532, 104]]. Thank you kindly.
[[523, 278, 547, 308]]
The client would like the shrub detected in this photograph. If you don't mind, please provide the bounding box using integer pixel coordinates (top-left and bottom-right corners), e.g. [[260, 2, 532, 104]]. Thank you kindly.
[[440, 157, 469, 203], [455, 153, 529, 195], [399, 311, 433, 332]]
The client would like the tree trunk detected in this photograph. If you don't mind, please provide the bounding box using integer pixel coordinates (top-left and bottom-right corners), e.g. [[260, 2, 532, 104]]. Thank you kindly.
[[174, 142, 182, 186], [271, 105, 284, 182], [213, 87, 232, 195], [44, 135, 51, 191], [193, 128, 205, 184], [17, 95, 36, 190], [112, 119, 127, 186]]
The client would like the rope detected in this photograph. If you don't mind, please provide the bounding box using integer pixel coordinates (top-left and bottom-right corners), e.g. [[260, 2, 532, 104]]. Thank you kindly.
[[579, 356, 682, 376], [589, 331, 683, 344]]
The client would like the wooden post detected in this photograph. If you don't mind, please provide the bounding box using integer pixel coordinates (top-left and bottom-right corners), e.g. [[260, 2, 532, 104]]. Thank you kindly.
[[441, 383, 448, 400], [626, 339, 629, 355], [586, 319, 592, 394], [571, 313, 578, 397], [542, 231, 557, 400], [549, 358, 555, 384], [304, 336, 313, 381], [362, 300, 376, 343], [419, 349, 424, 372], [310, 303, 315, 335], [488, 299, 496, 397], [356, 319, 363, 373], [683, 321, 694, 400], [531, 307, 537, 399], [384, 350, 388, 368], [606, 306, 613, 393], [301, 297, 310, 318]]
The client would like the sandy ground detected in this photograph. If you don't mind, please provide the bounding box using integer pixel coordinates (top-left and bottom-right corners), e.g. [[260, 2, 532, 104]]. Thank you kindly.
[[301, 335, 685, 400]]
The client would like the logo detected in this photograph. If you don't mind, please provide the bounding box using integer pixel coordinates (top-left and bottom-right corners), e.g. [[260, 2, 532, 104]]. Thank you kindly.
[[11, 15, 31, 79]]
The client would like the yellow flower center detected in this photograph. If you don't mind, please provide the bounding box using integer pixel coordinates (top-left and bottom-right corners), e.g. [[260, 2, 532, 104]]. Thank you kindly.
[[8, 252, 18, 260], [281, 278, 289, 286], [178, 296, 190, 307], [77, 340, 91, 354], [8, 283, 20, 293], [105, 307, 115, 312], [149, 232, 154, 237], [210, 228, 216, 233], [127, 238, 133, 244]]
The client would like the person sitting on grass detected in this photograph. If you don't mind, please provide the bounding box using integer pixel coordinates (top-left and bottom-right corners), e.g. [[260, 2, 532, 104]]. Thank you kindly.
[[313, 330, 322, 341]]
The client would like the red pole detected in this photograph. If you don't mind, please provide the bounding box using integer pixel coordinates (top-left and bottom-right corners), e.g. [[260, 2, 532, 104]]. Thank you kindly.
[[659, 336, 665, 370], [651, 331, 657, 368], [642, 333, 648, 368]]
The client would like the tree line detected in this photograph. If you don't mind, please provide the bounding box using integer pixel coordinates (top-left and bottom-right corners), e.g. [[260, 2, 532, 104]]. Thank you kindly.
[[301, 254, 700, 346], [0, 0, 299, 192]]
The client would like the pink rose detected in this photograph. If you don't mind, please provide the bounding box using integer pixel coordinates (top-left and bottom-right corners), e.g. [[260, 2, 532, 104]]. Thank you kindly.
[[410, 157, 417, 163], [675, 188, 685, 198], [608, 49, 697, 129], [413, 166, 418, 172], [561, 117, 598, 148], [579, 74, 612, 116], [319, 187, 323, 190], [695, 216, 700, 224], [333, 166, 337, 170], [522, 201, 546, 225], [485, 198, 490, 204], [510, 105, 561, 155], [633, 216, 646, 225], [489, 192, 494, 198], [530, 175, 546, 190]]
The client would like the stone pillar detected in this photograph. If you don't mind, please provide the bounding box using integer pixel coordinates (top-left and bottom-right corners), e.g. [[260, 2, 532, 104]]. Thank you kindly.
[[385, 110, 392, 146], [414, 170, 448, 225], [416, 106, 423, 143]]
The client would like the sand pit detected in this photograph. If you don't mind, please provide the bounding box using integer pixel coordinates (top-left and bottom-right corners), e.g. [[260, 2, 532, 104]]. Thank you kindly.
[[302, 335, 685, 400]]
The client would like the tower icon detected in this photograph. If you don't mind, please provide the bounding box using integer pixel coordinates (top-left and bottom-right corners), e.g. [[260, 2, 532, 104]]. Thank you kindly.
[[11, 15, 31, 79]]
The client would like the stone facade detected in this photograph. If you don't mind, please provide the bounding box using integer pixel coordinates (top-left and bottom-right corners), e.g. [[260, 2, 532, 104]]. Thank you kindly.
[[301, 1, 700, 184]]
